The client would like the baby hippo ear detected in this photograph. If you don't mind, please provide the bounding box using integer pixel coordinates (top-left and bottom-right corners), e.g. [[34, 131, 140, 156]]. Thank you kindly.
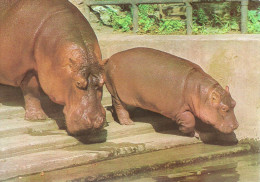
[[99, 59, 109, 67], [225, 86, 230, 93], [210, 90, 221, 105]]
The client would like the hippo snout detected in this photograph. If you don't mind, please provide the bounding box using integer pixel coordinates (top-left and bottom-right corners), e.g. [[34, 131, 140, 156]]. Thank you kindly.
[[216, 120, 239, 134], [230, 121, 239, 131], [64, 106, 106, 136]]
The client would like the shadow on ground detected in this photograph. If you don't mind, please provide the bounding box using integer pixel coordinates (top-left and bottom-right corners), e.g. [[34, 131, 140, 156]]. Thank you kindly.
[[106, 105, 238, 146], [0, 84, 237, 145], [0, 84, 65, 127]]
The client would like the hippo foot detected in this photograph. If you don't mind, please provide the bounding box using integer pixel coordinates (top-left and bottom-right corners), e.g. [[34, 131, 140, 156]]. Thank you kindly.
[[119, 118, 135, 125], [25, 110, 48, 121]]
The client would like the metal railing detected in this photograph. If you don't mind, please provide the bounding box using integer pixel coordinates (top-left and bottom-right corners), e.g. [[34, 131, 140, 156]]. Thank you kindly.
[[83, 0, 255, 34]]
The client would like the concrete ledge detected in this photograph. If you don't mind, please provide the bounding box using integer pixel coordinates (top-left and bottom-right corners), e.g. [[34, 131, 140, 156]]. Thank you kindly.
[[11, 143, 251, 182], [0, 127, 199, 181]]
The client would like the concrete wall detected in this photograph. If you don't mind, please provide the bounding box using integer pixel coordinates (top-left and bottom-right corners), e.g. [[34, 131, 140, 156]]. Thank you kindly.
[[97, 34, 260, 139]]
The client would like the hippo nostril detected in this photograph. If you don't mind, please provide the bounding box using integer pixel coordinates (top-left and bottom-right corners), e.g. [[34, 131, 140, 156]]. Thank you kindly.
[[233, 122, 239, 130], [92, 116, 105, 129]]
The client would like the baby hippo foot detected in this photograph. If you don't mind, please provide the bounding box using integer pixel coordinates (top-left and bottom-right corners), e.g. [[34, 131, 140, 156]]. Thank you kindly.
[[179, 125, 195, 137], [194, 131, 200, 139], [112, 96, 135, 125], [119, 118, 134, 125], [116, 108, 135, 125], [25, 108, 48, 121], [184, 130, 200, 139], [177, 111, 196, 137]]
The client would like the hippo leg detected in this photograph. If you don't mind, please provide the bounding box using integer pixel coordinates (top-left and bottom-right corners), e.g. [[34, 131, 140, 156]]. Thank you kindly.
[[176, 111, 195, 136], [112, 96, 134, 125], [20, 71, 48, 120]]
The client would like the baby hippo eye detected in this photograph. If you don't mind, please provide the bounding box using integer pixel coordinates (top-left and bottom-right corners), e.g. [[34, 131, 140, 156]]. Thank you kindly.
[[221, 105, 229, 112]]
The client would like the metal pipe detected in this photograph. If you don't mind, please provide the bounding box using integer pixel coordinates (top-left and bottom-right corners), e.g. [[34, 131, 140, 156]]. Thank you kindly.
[[132, 3, 139, 33], [186, 2, 192, 35], [241, 0, 249, 34]]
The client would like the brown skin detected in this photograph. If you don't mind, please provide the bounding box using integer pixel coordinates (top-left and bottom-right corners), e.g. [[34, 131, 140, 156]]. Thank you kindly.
[[0, 0, 106, 135], [104, 47, 239, 135]]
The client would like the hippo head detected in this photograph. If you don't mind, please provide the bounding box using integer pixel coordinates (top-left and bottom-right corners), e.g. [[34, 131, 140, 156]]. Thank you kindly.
[[199, 85, 239, 134], [63, 61, 106, 135], [63, 44, 106, 135], [37, 42, 106, 135]]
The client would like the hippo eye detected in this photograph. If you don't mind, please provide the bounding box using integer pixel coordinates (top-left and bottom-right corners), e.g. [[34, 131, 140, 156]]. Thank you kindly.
[[75, 79, 88, 89]]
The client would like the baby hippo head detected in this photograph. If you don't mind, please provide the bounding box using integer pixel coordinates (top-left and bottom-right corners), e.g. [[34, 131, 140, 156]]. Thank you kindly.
[[200, 86, 239, 134]]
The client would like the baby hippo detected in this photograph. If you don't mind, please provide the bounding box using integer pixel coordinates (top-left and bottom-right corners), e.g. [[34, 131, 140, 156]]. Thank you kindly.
[[104, 47, 239, 135]]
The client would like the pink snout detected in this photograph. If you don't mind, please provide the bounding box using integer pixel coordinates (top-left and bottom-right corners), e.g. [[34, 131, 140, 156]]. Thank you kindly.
[[216, 120, 239, 134], [64, 105, 106, 135]]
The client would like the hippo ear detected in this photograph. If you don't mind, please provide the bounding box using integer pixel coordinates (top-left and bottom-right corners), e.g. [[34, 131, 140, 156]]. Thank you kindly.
[[99, 74, 105, 86], [210, 90, 221, 105]]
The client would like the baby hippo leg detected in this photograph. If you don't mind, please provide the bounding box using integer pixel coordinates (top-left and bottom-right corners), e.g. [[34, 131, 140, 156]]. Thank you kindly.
[[176, 111, 196, 136], [20, 71, 48, 120], [112, 96, 134, 125]]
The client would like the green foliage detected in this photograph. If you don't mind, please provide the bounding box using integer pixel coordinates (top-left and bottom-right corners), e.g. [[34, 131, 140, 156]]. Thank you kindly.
[[159, 19, 185, 34], [192, 3, 241, 34], [138, 5, 159, 33], [138, 4, 185, 34], [247, 7, 260, 33], [195, 8, 209, 26], [108, 8, 133, 32], [106, 4, 260, 34]]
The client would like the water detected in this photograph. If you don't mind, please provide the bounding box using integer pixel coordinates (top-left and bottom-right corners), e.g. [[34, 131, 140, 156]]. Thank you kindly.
[[108, 153, 260, 182]]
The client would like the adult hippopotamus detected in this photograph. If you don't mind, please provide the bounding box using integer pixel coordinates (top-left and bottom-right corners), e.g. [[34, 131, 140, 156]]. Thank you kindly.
[[104, 47, 239, 135], [0, 0, 106, 135]]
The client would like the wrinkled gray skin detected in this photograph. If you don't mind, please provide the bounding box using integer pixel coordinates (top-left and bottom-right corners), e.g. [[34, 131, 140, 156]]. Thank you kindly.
[[104, 47, 239, 135], [0, 0, 106, 135]]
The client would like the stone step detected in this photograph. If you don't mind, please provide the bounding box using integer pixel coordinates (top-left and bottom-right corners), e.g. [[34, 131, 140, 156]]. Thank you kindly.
[[0, 131, 79, 159], [0, 130, 199, 181], [0, 108, 25, 120], [0, 117, 179, 159], [0, 104, 24, 113], [0, 119, 59, 138]]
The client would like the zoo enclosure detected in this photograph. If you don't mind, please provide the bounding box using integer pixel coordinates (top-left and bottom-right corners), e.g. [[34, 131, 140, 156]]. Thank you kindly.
[[83, 0, 257, 34]]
